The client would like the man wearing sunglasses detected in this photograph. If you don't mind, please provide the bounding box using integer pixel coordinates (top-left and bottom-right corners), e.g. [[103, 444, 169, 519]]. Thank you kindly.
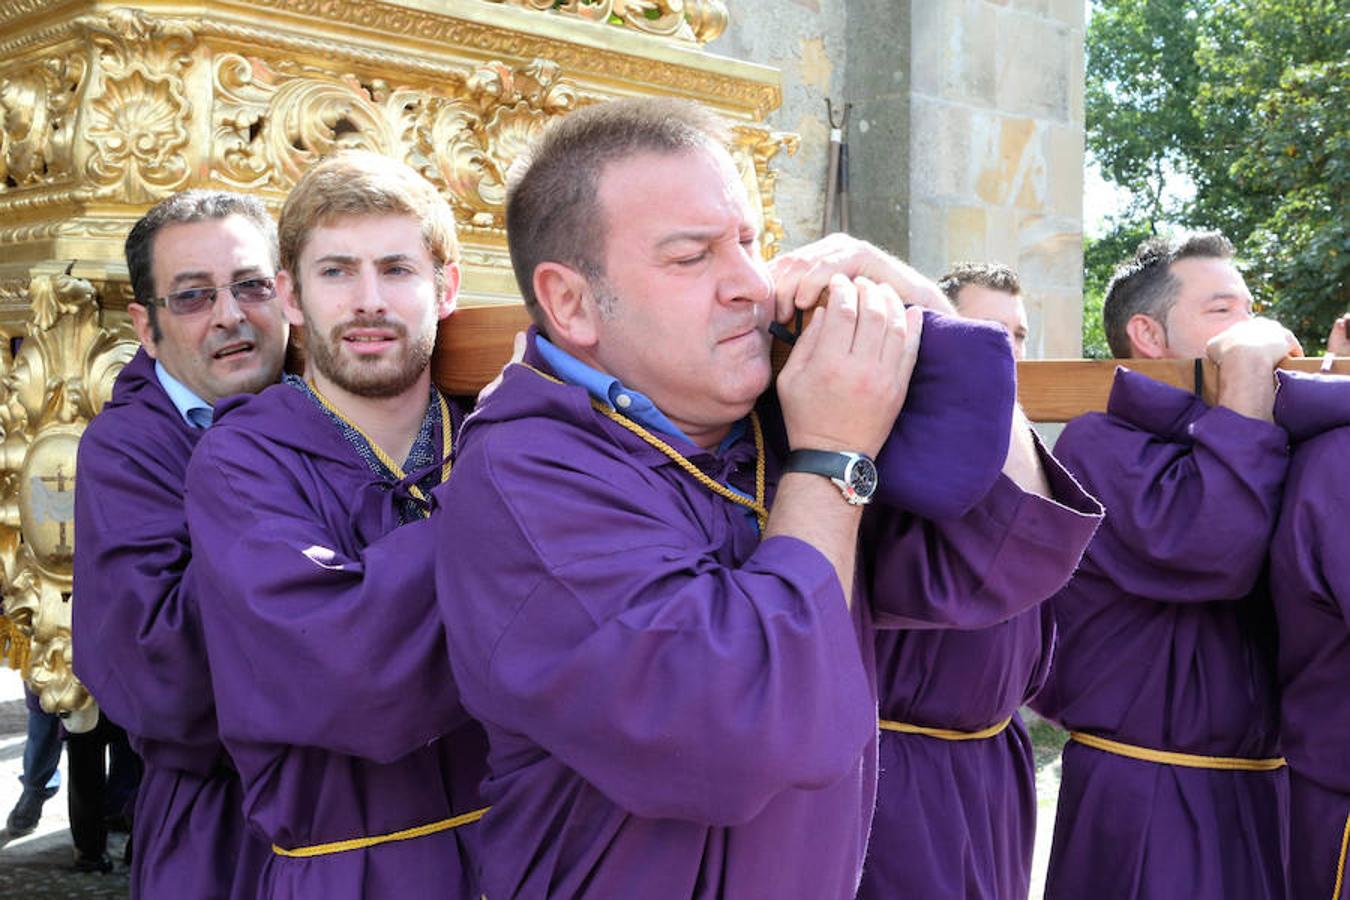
[[73, 190, 287, 896]]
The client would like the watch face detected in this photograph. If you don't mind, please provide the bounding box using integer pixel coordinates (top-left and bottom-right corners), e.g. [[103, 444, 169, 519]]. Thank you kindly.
[[846, 456, 878, 499]]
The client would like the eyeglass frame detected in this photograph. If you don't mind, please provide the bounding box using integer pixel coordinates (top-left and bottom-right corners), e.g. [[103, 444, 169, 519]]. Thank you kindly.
[[142, 276, 278, 317]]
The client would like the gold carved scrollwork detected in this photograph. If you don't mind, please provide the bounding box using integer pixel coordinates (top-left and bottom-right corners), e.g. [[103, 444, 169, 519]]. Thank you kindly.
[[410, 60, 580, 228], [731, 125, 800, 260], [0, 272, 137, 722], [214, 54, 582, 230], [480, 0, 728, 44], [0, 53, 84, 190], [80, 8, 196, 202]]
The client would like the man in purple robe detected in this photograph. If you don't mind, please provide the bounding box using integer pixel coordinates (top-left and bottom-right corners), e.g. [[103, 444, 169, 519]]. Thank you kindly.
[[1031, 232, 1305, 899], [826, 257, 1049, 899], [939, 261, 1031, 360], [184, 152, 486, 898], [73, 190, 289, 896], [432, 97, 1103, 899], [1270, 367, 1350, 898]]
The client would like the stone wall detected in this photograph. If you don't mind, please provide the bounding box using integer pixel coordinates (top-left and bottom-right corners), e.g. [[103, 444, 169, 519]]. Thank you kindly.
[[713, 0, 1086, 358]]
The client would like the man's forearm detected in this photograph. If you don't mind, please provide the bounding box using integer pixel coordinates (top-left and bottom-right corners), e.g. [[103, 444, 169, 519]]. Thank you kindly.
[[764, 472, 863, 609], [1001, 406, 1052, 498]]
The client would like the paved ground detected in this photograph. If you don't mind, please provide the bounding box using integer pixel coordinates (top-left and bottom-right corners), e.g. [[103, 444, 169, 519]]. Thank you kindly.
[[1, 671, 131, 899], [0, 669, 1065, 898]]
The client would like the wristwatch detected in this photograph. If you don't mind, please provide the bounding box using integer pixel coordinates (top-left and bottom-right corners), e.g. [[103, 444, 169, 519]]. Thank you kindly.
[[784, 449, 878, 506]]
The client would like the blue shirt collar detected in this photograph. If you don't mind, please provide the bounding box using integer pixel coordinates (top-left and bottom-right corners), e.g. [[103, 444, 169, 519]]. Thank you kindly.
[[533, 335, 753, 509], [154, 361, 213, 429], [534, 335, 688, 443]]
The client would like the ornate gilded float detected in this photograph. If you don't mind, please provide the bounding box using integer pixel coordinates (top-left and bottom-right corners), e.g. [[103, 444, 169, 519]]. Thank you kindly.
[[0, 0, 791, 723]]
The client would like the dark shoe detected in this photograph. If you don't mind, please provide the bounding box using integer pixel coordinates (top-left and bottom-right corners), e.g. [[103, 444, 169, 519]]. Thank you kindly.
[[103, 812, 132, 834], [6, 788, 53, 837], [72, 851, 113, 874]]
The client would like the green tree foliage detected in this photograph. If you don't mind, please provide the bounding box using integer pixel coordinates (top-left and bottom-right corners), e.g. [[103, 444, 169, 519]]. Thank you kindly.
[[1083, 222, 1155, 358], [1084, 0, 1347, 351]]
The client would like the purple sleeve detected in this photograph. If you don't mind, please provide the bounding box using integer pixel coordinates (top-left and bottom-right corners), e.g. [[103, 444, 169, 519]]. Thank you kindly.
[[865, 433, 1103, 630], [185, 429, 461, 764], [1273, 430, 1350, 622], [872, 310, 1015, 519], [72, 419, 215, 750], [439, 434, 876, 828], [1055, 405, 1289, 602]]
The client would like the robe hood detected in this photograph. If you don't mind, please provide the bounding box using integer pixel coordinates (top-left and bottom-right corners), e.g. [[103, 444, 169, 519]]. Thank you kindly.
[[213, 381, 387, 471], [465, 315, 1014, 520], [211, 379, 455, 536]]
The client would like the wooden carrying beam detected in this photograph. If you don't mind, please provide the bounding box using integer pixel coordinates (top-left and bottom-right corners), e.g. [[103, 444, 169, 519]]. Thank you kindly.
[[433, 305, 1350, 420]]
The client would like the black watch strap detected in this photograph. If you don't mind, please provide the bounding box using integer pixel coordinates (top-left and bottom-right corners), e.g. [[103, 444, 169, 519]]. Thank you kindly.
[[783, 449, 878, 505], [784, 449, 852, 480]]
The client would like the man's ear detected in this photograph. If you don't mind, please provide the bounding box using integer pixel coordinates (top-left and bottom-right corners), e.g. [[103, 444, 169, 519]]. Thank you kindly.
[[127, 303, 159, 358], [436, 263, 461, 321], [1125, 313, 1168, 359], [533, 262, 601, 351], [277, 270, 306, 328]]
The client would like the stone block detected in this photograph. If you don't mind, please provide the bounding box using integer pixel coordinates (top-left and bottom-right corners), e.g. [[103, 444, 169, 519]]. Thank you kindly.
[[945, 206, 990, 267], [1048, 0, 1086, 27], [1017, 214, 1083, 289], [910, 97, 974, 203], [1043, 124, 1085, 219], [1032, 286, 1085, 357], [984, 207, 1022, 269], [907, 200, 948, 278], [995, 14, 1071, 120], [976, 115, 1039, 206], [909, 2, 946, 97], [1068, 26, 1085, 125], [850, 96, 910, 249], [942, 4, 998, 106], [798, 36, 834, 89]]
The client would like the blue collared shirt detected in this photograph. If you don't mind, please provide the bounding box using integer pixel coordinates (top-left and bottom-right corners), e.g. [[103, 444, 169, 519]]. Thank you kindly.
[[154, 361, 213, 429], [535, 335, 687, 442], [534, 334, 754, 505]]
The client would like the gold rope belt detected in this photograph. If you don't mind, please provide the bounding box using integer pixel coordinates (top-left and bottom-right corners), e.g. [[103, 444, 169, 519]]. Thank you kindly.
[[272, 806, 489, 859], [879, 717, 1013, 742], [1069, 731, 1286, 772], [1333, 808, 1350, 900]]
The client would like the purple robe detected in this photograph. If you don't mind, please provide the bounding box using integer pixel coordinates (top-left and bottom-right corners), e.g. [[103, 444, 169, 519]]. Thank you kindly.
[[1269, 371, 1350, 899], [1031, 368, 1292, 900], [184, 383, 486, 899], [73, 349, 269, 899], [858, 434, 1100, 899], [432, 335, 1101, 899]]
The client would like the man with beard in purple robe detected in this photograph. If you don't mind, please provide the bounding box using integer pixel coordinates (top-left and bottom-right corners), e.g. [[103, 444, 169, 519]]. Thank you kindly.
[[1270, 345, 1350, 898], [73, 190, 288, 895], [1031, 232, 1306, 899], [185, 152, 486, 899], [431, 97, 1103, 899]]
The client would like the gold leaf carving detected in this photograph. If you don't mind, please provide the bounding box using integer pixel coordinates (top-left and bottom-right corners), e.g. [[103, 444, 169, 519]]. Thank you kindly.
[[0, 273, 137, 718], [80, 8, 196, 202], [480, 0, 727, 44], [214, 53, 582, 229], [411, 59, 581, 227], [0, 53, 85, 190], [731, 125, 800, 260]]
